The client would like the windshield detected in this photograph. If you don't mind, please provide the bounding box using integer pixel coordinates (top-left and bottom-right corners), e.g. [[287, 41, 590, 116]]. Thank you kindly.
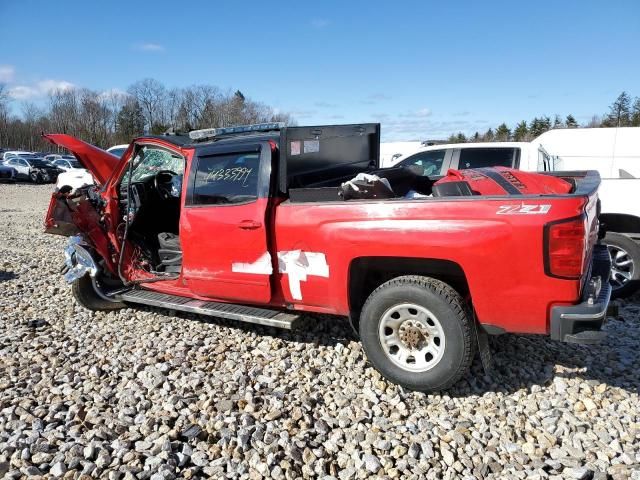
[[121, 146, 184, 186], [397, 149, 447, 176], [68, 160, 82, 168]]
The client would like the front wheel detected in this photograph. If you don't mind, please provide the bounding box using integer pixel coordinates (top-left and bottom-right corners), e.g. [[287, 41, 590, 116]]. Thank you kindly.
[[604, 233, 640, 299], [72, 275, 125, 311], [29, 171, 40, 183], [359, 275, 475, 392]]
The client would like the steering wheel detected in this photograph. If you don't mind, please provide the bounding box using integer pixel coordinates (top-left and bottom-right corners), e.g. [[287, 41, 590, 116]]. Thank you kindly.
[[154, 170, 179, 200]]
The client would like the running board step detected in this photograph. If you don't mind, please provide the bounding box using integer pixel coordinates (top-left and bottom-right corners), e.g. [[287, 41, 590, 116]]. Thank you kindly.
[[564, 330, 607, 345], [118, 289, 301, 329]]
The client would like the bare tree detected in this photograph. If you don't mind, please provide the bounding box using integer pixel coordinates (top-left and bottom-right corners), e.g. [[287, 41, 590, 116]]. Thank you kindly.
[[49, 89, 80, 135], [127, 78, 167, 133], [586, 115, 602, 128], [0, 84, 10, 147], [3, 77, 294, 151], [101, 89, 130, 135], [22, 102, 45, 151]]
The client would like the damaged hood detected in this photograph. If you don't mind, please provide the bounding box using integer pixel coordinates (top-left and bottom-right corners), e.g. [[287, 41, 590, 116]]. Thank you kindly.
[[43, 134, 121, 185]]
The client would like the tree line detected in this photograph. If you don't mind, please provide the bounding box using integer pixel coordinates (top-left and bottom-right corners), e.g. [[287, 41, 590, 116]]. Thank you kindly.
[[446, 91, 640, 143], [0, 78, 294, 151], [2, 82, 639, 152]]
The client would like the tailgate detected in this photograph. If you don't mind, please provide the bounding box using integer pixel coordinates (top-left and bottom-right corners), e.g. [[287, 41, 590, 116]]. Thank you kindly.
[[546, 170, 602, 289]]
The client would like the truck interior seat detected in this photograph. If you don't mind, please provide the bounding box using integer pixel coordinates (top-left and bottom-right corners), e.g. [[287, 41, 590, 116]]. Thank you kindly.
[[157, 232, 182, 273]]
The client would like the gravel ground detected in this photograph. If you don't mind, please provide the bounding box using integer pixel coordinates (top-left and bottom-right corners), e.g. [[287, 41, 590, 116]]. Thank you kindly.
[[0, 183, 639, 480]]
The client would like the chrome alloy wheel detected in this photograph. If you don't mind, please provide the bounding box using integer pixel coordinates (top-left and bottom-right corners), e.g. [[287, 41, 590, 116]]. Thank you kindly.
[[378, 303, 445, 372], [608, 244, 635, 290]]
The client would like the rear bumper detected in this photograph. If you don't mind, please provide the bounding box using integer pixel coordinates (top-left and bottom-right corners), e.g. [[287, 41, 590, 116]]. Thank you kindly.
[[550, 245, 612, 344]]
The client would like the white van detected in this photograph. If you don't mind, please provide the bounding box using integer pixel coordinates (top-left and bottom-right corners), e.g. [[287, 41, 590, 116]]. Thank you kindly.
[[380, 141, 423, 167], [391, 128, 640, 297], [532, 128, 640, 297]]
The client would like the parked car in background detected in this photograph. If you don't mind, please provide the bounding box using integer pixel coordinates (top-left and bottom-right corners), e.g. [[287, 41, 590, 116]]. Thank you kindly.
[[56, 169, 94, 192], [392, 128, 640, 298], [47, 154, 95, 191], [51, 157, 84, 172], [2, 150, 33, 162], [44, 153, 76, 164], [0, 163, 16, 182], [106, 144, 129, 158], [5, 156, 61, 183]]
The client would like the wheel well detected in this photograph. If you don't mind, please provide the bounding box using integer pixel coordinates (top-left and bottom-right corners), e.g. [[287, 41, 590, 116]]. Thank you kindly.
[[347, 257, 470, 333], [600, 213, 640, 236]]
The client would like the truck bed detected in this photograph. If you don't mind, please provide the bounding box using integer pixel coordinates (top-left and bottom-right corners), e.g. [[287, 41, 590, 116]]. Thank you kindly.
[[275, 170, 601, 336]]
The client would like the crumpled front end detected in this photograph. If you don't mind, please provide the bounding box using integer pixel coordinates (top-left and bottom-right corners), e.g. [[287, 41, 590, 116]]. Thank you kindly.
[[31, 166, 60, 183], [61, 235, 99, 283]]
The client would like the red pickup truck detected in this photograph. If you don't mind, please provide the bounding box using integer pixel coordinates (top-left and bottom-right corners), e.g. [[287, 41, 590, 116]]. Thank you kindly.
[[43, 123, 611, 392]]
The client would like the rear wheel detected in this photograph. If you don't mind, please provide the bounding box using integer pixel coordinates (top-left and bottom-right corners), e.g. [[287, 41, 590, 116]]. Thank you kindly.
[[604, 233, 640, 298], [72, 275, 125, 311], [359, 275, 475, 392]]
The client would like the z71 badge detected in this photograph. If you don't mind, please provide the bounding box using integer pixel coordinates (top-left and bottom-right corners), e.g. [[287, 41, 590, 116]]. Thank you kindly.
[[496, 204, 551, 215]]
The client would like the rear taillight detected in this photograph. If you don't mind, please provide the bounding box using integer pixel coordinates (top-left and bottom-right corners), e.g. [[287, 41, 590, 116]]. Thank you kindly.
[[544, 217, 586, 279]]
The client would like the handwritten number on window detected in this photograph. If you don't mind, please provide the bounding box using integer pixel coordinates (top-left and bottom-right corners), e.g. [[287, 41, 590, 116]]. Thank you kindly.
[[204, 167, 253, 186]]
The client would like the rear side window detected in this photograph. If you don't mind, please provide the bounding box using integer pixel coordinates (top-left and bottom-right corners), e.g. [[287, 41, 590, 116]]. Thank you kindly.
[[398, 149, 447, 175], [192, 152, 261, 205], [459, 148, 516, 169]]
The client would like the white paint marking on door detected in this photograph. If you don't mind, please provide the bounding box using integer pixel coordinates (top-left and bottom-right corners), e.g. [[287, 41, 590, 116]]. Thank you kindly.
[[231, 252, 273, 274], [277, 250, 330, 300], [231, 250, 330, 300]]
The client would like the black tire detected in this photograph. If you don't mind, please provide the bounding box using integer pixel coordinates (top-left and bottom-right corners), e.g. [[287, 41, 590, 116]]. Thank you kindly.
[[71, 275, 125, 311], [359, 275, 475, 392], [29, 171, 40, 183], [604, 233, 640, 299]]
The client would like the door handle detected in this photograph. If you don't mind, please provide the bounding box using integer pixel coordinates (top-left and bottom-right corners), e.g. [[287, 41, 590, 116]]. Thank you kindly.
[[238, 220, 262, 230]]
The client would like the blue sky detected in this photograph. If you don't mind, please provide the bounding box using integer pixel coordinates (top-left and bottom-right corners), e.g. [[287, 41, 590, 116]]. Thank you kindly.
[[1, 0, 639, 141]]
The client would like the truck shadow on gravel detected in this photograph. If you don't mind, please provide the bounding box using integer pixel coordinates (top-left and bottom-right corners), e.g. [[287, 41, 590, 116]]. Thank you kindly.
[[139, 304, 639, 396], [150, 307, 357, 348], [460, 316, 640, 397]]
